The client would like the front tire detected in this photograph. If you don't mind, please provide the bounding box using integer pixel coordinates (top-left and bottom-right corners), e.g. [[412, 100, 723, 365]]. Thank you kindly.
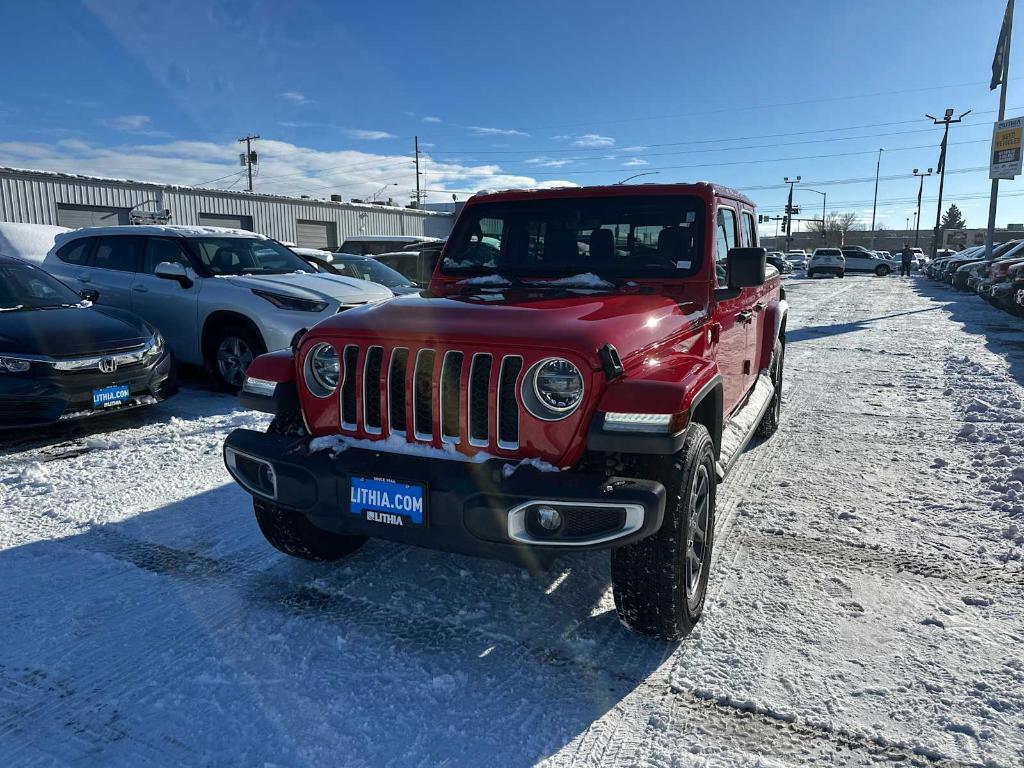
[[253, 415, 367, 561], [611, 424, 716, 640], [208, 324, 265, 392], [875, 265, 890, 276]]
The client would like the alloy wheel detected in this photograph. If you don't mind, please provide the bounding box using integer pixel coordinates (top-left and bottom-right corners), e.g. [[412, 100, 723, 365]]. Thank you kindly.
[[685, 463, 711, 609], [217, 336, 254, 388]]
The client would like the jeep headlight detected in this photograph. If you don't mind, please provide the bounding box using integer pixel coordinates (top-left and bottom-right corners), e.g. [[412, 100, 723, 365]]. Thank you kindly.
[[304, 343, 340, 397], [522, 357, 584, 420]]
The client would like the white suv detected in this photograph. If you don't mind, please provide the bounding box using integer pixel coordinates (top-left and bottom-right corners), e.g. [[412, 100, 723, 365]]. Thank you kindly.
[[808, 248, 845, 278], [44, 226, 392, 389]]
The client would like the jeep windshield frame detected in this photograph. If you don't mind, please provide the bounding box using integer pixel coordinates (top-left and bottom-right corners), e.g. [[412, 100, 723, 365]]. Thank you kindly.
[[440, 194, 706, 279]]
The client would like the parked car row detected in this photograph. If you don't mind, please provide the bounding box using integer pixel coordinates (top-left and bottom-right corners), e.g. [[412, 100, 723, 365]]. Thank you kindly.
[[925, 241, 1024, 316], [784, 245, 924, 277]]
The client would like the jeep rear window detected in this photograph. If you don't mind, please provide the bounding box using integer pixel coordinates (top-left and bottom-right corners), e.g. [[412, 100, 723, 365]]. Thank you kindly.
[[441, 195, 704, 277]]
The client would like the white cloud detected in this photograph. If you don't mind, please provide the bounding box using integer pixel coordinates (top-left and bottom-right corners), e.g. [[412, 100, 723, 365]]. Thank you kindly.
[[100, 115, 152, 132], [422, 116, 442, 123], [468, 126, 530, 137], [622, 157, 648, 167], [571, 133, 615, 148], [0, 137, 573, 205], [280, 91, 307, 103], [525, 157, 572, 168], [346, 129, 397, 140]]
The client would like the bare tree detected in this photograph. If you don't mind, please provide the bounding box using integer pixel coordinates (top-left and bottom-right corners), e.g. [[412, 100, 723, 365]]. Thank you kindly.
[[806, 212, 862, 245]]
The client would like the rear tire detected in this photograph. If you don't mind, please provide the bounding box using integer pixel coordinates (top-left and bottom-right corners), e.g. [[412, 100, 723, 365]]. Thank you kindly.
[[755, 340, 784, 438], [611, 424, 716, 640]]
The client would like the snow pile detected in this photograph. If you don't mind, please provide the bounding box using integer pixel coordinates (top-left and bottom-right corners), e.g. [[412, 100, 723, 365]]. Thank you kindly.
[[534, 272, 614, 290], [308, 433, 495, 463], [457, 274, 511, 288], [0, 223, 70, 264], [501, 457, 561, 478]]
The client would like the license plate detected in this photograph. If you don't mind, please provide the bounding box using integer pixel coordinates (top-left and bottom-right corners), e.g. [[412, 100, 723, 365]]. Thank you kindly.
[[348, 475, 426, 527], [92, 384, 130, 408]]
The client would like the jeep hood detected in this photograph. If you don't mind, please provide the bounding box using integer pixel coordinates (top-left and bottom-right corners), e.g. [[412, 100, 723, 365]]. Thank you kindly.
[[219, 272, 392, 304], [308, 293, 707, 367]]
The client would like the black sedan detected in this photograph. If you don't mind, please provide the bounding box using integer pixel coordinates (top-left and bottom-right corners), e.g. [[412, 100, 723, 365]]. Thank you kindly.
[[0, 256, 175, 429]]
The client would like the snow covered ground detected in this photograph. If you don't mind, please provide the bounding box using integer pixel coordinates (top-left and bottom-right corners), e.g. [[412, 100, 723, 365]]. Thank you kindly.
[[1, 275, 1022, 767]]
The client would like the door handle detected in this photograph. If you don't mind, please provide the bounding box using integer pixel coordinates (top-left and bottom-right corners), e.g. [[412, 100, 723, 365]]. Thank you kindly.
[[737, 311, 754, 324], [79, 275, 91, 283], [754, 302, 766, 312], [133, 285, 148, 293]]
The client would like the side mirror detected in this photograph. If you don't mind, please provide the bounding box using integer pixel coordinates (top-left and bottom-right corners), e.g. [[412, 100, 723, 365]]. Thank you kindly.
[[80, 289, 99, 302], [154, 261, 193, 288], [717, 247, 766, 299]]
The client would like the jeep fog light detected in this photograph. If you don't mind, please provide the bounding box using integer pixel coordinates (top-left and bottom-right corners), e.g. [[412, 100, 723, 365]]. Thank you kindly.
[[603, 411, 685, 433], [534, 505, 562, 532]]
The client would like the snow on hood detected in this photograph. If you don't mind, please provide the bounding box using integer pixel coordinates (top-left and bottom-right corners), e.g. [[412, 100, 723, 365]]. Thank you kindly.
[[221, 271, 393, 304], [0, 223, 70, 264]]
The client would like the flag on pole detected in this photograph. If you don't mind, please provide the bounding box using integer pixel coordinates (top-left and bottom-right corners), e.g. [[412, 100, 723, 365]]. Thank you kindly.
[[992, 0, 1013, 90]]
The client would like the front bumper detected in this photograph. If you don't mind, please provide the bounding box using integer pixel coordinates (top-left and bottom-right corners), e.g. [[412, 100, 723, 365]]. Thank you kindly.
[[223, 428, 666, 563], [0, 350, 175, 429]]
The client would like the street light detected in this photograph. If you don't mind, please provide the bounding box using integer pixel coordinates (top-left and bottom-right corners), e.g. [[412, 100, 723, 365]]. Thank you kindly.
[[798, 188, 826, 244], [370, 183, 399, 201], [783, 176, 801, 250], [870, 148, 884, 248], [912, 167, 933, 248]]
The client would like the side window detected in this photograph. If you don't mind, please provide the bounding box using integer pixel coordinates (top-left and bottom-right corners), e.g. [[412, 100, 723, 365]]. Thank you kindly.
[[741, 212, 757, 248], [142, 238, 192, 274], [92, 237, 142, 272], [715, 208, 737, 284], [56, 238, 93, 266]]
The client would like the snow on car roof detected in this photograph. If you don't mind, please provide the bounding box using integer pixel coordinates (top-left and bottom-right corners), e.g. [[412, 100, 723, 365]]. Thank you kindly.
[[53, 225, 268, 248], [341, 235, 442, 242]]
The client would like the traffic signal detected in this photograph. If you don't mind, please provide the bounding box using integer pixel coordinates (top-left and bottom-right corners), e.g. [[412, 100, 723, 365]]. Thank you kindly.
[[781, 215, 789, 230]]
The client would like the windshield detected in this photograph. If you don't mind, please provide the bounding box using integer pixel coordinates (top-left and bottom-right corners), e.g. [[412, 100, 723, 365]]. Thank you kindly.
[[336, 257, 413, 287], [442, 195, 705, 278], [192, 237, 315, 276], [0, 262, 83, 310]]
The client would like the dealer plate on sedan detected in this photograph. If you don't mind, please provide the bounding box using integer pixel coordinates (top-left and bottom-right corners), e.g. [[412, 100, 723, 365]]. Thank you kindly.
[[348, 475, 426, 527], [92, 384, 130, 409]]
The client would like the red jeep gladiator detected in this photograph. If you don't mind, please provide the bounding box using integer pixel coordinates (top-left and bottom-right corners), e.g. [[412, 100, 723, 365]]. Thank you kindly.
[[224, 183, 787, 639]]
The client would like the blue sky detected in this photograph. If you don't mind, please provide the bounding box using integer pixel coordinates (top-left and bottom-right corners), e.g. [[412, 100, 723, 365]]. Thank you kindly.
[[0, 0, 1020, 234]]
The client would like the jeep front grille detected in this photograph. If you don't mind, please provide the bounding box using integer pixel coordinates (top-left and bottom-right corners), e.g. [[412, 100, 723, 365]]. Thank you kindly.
[[338, 344, 522, 452]]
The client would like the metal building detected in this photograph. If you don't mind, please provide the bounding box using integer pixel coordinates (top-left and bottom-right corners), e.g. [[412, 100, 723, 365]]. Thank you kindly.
[[0, 167, 454, 248]]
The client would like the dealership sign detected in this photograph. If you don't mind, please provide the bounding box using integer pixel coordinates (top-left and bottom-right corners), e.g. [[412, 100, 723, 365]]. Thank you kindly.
[[990, 117, 1023, 179]]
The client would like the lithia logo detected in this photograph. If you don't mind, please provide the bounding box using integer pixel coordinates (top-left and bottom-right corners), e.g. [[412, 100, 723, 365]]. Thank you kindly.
[[98, 357, 117, 374]]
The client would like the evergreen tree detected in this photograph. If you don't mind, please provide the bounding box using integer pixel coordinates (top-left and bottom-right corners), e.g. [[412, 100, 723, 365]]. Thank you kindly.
[[940, 204, 966, 229]]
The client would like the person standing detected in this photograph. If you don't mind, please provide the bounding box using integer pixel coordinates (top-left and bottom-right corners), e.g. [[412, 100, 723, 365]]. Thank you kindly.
[[900, 244, 914, 277]]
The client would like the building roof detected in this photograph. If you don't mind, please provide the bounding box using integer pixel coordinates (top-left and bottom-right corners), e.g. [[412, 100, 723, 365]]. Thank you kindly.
[[0, 166, 452, 217]]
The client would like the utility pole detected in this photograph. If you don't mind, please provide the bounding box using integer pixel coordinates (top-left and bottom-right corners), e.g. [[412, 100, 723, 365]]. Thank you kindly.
[[238, 134, 260, 192], [783, 175, 800, 251], [913, 167, 933, 247], [985, 0, 1014, 260], [926, 109, 970, 257], [870, 148, 884, 248], [414, 135, 422, 207]]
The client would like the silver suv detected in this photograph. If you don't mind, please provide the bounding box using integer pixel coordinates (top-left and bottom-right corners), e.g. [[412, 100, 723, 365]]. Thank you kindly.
[[44, 226, 392, 389]]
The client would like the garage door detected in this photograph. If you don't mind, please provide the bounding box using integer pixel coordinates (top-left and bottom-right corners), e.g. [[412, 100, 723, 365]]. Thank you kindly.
[[198, 212, 254, 231], [296, 219, 338, 249], [56, 204, 129, 229]]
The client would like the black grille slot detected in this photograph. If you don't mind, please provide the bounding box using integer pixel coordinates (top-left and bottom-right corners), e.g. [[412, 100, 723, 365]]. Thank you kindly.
[[364, 346, 383, 433], [440, 352, 463, 441], [413, 349, 436, 439], [469, 354, 492, 445], [497, 356, 522, 448], [341, 345, 359, 427], [388, 348, 409, 433]]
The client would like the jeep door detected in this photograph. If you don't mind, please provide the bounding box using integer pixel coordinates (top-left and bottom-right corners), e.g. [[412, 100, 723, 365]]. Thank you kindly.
[[87, 235, 145, 309], [739, 209, 770, 381], [130, 237, 203, 364], [714, 206, 752, 413]]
